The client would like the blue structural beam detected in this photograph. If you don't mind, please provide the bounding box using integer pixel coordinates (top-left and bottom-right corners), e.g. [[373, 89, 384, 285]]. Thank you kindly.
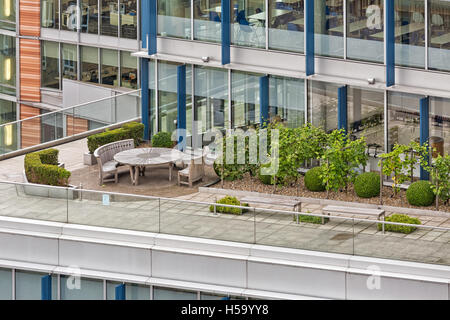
[[141, 0, 157, 54], [115, 284, 126, 300], [259, 76, 269, 127], [420, 97, 430, 180], [177, 65, 187, 151], [305, 0, 315, 76], [221, 0, 230, 65], [141, 58, 149, 140], [338, 86, 348, 133], [386, 0, 395, 87], [41, 275, 51, 300]]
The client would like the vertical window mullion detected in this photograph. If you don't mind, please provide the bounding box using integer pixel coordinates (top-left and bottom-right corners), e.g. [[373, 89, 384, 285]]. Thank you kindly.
[[155, 58, 159, 133], [343, 0, 347, 59], [191, 0, 194, 40], [118, 0, 121, 38], [425, 0, 428, 70], [265, 0, 268, 50], [98, 0, 101, 35], [98, 47, 102, 84]]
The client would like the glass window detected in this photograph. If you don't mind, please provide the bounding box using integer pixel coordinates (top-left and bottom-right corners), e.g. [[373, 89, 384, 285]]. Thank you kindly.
[[158, 0, 191, 39], [120, 0, 138, 39], [41, 110, 63, 143], [0, 34, 16, 96], [388, 91, 422, 152], [61, 275, 103, 300], [0, 0, 16, 31], [106, 281, 150, 300], [62, 43, 77, 81], [101, 0, 119, 37], [0, 268, 12, 300], [101, 48, 118, 86], [268, 0, 304, 52], [308, 80, 340, 133], [269, 76, 305, 128], [61, 0, 79, 31], [41, 0, 59, 29], [0, 99, 17, 154], [348, 87, 385, 153], [41, 41, 60, 89], [81, 0, 98, 34], [232, 0, 266, 48], [347, 0, 384, 63], [315, 0, 344, 58], [429, 97, 450, 158], [15, 271, 57, 300], [395, 0, 425, 68], [428, 0, 450, 71], [81, 46, 99, 83], [120, 51, 137, 89], [153, 287, 197, 300], [193, 0, 222, 42], [149, 60, 157, 137], [194, 66, 228, 137], [232, 70, 261, 129]]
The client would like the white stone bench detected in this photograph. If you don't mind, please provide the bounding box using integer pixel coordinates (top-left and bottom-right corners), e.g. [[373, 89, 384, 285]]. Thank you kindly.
[[322, 205, 386, 233], [240, 196, 302, 222]]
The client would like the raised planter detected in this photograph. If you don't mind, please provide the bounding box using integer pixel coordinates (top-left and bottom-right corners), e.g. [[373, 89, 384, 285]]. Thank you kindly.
[[22, 170, 79, 200], [83, 152, 97, 166]]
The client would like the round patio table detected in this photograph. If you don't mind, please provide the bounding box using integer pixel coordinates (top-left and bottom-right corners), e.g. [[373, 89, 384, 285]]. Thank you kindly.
[[114, 147, 187, 186]]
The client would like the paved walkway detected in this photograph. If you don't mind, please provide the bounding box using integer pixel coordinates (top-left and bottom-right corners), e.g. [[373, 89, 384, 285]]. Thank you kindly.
[[0, 182, 449, 266]]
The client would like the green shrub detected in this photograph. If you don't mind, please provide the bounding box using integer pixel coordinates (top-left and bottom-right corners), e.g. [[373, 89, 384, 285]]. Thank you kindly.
[[377, 214, 421, 234], [293, 213, 329, 224], [24, 149, 71, 186], [151, 132, 173, 148], [406, 180, 435, 207], [87, 121, 144, 153], [209, 196, 249, 215], [354, 172, 380, 198], [304, 167, 325, 192], [258, 172, 274, 185]]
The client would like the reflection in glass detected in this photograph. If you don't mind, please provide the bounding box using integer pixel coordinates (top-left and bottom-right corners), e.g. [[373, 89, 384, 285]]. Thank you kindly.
[[269, 76, 305, 128], [315, 0, 344, 58], [193, 0, 222, 42], [41, 41, 60, 89], [101, 49, 118, 86], [81, 46, 99, 83], [61, 276, 103, 300], [153, 287, 197, 300], [149, 60, 157, 137], [0, 0, 15, 31], [41, 110, 63, 143], [101, 0, 119, 37], [0, 99, 17, 153], [0, 34, 16, 96], [0, 268, 12, 300], [232, 71, 261, 129], [232, 0, 266, 48], [158, 0, 191, 39], [15, 271, 57, 300], [308, 80, 339, 133], [121, 0, 138, 39], [41, 0, 59, 29], [81, 0, 98, 34], [121, 51, 137, 89], [430, 97, 450, 158], [395, 0, 425, 68], [347, 0, 384, 63], [268, 0, 304, 52], [428, 0, 450, 71], [61, 0, 79, 31], [62, 43, 77, 80]]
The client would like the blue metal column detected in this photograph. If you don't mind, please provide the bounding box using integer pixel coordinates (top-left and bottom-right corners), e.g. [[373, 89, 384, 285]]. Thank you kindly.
[[141, 58, 150, 140], [142, 0, 157, 54], [141, 0, 149, 49], [338, 86, 348, 133], [420, 97, 430, 180], [115, 284, 126, 300], [41, 275, 51, 300], [305, 0, 315, 76], [177, 65, 187, 151], [259, 76, 269, 127], [221, 0, 230, 65], [386, 0, 395, 87]]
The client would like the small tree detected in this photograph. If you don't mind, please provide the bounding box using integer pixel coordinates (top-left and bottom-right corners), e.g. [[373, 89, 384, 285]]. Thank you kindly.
[[429, 154, 450, 209]]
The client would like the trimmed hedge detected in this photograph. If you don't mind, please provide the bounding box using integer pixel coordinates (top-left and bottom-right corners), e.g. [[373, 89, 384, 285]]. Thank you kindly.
[[209, 196, 249, 215], [293, 213, 329, 224], [304, 167, 325, 192], [406, 180, 435, 207], [87, 121, 145, 153], [24, 149, 71, 186], [354, 172, 380, 198], [151, 132, 173, 148], [377, 214, 421, 234]]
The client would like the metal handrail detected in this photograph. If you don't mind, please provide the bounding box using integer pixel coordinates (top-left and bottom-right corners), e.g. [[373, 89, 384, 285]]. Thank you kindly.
[[2, 179, 449, 232], [0, 89, 141, 130]]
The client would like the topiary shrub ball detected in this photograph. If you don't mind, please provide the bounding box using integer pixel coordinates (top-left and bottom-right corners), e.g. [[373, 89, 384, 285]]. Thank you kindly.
[[304, 167, 325, 192], [354, 172, 380, 198], [151, 132, 173, 148], [406, 180, 435, 207]]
